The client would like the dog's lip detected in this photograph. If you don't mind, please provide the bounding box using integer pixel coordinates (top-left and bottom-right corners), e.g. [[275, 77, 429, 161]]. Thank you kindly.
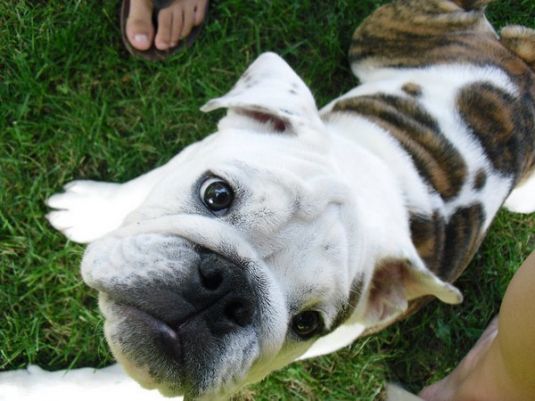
[[103, 297, 185, 363], [103, 284, 237, 361]]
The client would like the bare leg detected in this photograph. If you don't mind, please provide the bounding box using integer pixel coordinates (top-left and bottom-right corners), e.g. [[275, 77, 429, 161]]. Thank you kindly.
[[420, 251, 535, 401], [418, 318, 498, 401]]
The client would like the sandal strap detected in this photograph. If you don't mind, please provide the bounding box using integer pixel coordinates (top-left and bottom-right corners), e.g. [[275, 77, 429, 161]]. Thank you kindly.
[[153, 0, 173, 10]]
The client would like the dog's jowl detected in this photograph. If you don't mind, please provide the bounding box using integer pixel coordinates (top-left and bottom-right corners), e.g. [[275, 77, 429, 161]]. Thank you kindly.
[[44, 0, 535, 400]]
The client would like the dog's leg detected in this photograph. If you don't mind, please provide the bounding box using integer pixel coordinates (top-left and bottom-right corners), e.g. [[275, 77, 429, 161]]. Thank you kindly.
[[500, 25, 535, 71], [500, 26, 535, 214], [0, 364, 171, 401], [349, 0, 497, 82], [46, 163, 174, 243], [504, 170, 535, 213]]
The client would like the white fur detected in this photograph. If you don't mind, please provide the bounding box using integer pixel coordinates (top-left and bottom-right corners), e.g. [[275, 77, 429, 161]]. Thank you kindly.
[[386, 384, 426, 401], [0, 365, 165, 401], [25, 50, 528, 400], [323, 63, 517, 230], [504, 171, 535, 213]]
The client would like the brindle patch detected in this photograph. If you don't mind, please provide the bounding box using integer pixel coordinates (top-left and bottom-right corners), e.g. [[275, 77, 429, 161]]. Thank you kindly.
[[473, 169, 487, 190], [500, 25, 535, 71], [453, 0, 492, 10], [349, 0, 498, 68], [439, 203, 485, 281], [332, 94, 467, 199], [410, 211, 446, 275], [349, 0, 535, 182], [457, 82, 535, 179], [352, 0, 535, 338], [364, 204, 484, 336], [402, 82, 423, 97], [410, 205, 485, 281], [349, 1, 535, 104]]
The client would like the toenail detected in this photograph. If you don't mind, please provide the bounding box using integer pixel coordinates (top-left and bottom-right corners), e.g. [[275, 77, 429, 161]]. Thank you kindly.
[[134, 34, 148, 44]]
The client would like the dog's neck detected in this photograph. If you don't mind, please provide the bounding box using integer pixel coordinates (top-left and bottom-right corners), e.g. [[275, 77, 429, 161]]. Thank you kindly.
[[324, 110, 434, 219], [295, 114, 426, 361]]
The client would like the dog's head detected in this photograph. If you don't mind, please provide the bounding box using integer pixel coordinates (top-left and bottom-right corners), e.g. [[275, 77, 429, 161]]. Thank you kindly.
[[81, 53, 461, 400]]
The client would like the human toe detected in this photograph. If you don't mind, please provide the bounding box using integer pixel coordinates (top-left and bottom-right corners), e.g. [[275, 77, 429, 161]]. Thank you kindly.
[[155, 7, 174, 50], [193, 0, 208, 26], [126, 0, 154, 51]]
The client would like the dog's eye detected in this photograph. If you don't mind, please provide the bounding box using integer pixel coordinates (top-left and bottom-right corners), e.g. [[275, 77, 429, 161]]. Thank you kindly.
[[291, 311, 323, 340], [200, 177, 234, 214]]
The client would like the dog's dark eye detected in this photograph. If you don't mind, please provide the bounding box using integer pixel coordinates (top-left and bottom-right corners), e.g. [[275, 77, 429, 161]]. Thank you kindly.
[[200, 177, 234, 214], [291, 311, 323, 340]]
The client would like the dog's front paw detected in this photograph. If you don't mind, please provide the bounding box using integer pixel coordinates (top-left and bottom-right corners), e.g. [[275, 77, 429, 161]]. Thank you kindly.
[[46, 180, 127, 243]]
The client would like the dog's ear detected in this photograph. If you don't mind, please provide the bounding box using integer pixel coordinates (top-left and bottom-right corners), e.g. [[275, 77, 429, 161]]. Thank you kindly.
[[362, 258, 462, 328], [201, 52, 323, 135]]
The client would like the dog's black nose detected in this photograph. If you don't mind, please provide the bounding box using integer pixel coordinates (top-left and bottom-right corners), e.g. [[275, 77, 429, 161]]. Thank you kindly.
[[103, 247, 258, 363], [178, 251, 256, 336], [199, 259, 254, 326]]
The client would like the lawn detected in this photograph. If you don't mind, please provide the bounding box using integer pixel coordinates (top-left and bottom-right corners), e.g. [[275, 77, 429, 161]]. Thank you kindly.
[[1, 0, 534, 400]]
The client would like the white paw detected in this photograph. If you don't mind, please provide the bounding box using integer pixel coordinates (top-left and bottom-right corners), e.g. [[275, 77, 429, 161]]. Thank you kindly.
[[504, 173, 535, 214], [46, 181, 127, 243]]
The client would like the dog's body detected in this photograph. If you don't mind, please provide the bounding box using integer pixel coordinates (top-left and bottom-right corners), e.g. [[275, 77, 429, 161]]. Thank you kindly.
[[4, 0, 534, 400]]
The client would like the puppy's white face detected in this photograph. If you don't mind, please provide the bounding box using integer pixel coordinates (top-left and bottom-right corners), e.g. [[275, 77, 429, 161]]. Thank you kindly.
[[81, 53, 460, 400]]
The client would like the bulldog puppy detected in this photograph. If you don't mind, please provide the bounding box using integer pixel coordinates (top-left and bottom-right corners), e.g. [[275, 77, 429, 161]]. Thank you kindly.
[[45, 0, 535, 400]]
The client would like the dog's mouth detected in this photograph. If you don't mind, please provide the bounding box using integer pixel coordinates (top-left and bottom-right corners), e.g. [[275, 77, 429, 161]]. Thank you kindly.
[[101, 280, 244, 368], [85, 234, 264, 400], [100, 291, 259, 400], [104, 298, 185, 363]]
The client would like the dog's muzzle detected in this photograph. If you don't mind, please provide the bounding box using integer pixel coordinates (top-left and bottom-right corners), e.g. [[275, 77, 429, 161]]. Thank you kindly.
[[113, 249, 257, 359], [81, 230, 266, 398]]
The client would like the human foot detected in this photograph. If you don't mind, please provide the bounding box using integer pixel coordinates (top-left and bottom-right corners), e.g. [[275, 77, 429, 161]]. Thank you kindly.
[[124, 0, 208, 56]]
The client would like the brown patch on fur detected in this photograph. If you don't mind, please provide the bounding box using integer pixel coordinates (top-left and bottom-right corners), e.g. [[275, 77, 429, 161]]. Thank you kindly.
[[332, 94, 467, 199], [349, 1, 535, 181], [410, 211, 446, 275], [350, 2, 535, 179], [500, 25, 535, 70], [349, 0, 535, 104], [440, 204, 485, 281], [452, 0, 492, 10], [473, 169, 487, 190], [409, 205, 484, 281], [402, 82, 423, 97], [364, 204, 485, 336], [352, 0, 534, 337], [457, 82, 535, 180], [350, 0, 498, 70]]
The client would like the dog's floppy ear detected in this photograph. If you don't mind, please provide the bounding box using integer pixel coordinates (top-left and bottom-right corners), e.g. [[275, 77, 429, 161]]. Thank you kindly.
[[362, 257, 462, 328], [201, 52, 323, 134]]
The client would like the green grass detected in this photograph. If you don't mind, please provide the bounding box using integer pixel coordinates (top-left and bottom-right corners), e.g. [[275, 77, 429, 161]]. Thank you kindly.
[[1, 0, 534, 400]]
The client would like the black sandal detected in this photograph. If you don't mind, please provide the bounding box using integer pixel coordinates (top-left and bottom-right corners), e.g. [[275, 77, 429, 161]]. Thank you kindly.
[[120, 0, 209, 61]]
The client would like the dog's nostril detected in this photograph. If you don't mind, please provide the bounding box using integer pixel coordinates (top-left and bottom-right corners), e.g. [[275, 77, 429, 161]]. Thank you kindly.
[[199, 265, 223, 291], [224, 300, 253, 327]]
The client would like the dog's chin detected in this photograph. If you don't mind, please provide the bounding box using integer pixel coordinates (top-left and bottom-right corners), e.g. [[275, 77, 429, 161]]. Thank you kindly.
[[99, 296, 189, 394], [99, 294, 255, 401]]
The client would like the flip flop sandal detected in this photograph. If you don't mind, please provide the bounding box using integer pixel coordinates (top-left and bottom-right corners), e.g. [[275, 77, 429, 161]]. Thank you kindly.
[[121, 0, 209, 61]]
